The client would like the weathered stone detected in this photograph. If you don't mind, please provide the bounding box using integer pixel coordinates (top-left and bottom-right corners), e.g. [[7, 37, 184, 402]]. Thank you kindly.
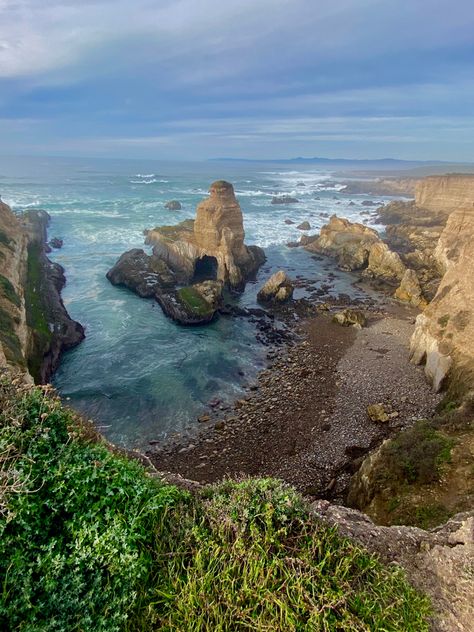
[[164, 200, 182, 210], [106, 249, 176, 297], [395, 269, 427, 307], [332, 309, 366, 328], [146, 181, 265, 290], [257, 270, 294, 304], [366, 403, 389, 422], [296, 221, 311, 230]]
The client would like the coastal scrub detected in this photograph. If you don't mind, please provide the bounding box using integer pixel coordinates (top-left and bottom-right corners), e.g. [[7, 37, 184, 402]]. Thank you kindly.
[[0, 379, 431, 631]]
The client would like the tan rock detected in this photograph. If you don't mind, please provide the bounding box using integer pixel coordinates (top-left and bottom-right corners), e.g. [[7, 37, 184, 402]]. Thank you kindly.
[[257, 270, 294, 303], [365, 241, 406, 284], [366, 403, 389, 422], [395, 269, 427, 308], [332, 309, 366, 328], [146, 181, 265, 289]]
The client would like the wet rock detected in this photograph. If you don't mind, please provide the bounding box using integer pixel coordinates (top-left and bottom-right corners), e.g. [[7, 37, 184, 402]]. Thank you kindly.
[[49, 237, 63, 249], [164, 200, 182, 210], [272, 196, 299, 205], [106, 248, 176, 297], [257, 270, 294, 304], [297, 221, 311, 230]]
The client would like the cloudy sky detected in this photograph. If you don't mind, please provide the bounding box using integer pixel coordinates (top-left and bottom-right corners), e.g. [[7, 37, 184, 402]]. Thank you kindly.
[[0, 0, 473, 160]]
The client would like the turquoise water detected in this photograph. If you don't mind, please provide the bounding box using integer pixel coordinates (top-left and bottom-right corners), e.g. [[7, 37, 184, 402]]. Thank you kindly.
[[0, 156, 388, 447]]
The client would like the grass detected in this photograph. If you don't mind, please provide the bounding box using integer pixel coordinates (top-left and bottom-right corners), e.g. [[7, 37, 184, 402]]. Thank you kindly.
[[0, 379, 431, 631], [178, 286, 213, 316], [0, 274, 21, 308]]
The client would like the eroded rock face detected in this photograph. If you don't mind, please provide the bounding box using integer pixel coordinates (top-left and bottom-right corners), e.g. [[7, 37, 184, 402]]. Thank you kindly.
[[304, 215, 406, 284], [146, 181, 265, 290], [395, 269, 427, 308], [312, 501, 474, 632], [410, 204, 474, 391], [106, 249, 175, 297], [257, 270, 294, 304]]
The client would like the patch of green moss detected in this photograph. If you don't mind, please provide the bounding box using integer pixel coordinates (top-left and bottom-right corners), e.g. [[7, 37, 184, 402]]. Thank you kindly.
[[0, 274, 21, 308], [178, 286, 213, 316]]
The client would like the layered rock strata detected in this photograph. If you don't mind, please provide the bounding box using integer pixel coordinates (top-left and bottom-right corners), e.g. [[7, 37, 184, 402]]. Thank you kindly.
[[0, 202, 84, 382], [145, 181, 265, 290]]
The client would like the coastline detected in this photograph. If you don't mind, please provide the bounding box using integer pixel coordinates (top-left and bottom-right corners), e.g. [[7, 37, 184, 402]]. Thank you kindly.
[[148, 295, 442, 499]]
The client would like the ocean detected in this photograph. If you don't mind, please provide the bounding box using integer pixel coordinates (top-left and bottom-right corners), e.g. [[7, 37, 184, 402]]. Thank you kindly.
[[0, 155, 390, 448]]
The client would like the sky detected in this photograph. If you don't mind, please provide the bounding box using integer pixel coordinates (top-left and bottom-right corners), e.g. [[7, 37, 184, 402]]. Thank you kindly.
[[0, 0, 473, 161]]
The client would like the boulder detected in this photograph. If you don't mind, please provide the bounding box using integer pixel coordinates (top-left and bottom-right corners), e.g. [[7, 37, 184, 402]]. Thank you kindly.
[[296, 221, 311, 230], [395, 269, 427, 308], [332, 309, 366, 328], [271, 195, 299, 205], [106, 249, 175, 297], [366, 403, 389, 423], [257, 270, 294, 304], [365, 241, 406, 285], [49, 237, 63, 249], [164, 200, 182, 210], [146, 181, 265, 290], [284, 219, 295, 225]]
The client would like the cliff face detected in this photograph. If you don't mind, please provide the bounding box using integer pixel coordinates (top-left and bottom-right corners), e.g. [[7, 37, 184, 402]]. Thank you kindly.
[[145, 181, 265, 289], [411, 204, 474, 391], [0, 201, 30, 375], [415, 174, 474, 214], [0, 202, 84, 382]]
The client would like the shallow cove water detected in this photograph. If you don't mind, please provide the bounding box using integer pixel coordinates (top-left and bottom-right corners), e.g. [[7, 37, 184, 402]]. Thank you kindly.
[[0, 156, 392, 448]]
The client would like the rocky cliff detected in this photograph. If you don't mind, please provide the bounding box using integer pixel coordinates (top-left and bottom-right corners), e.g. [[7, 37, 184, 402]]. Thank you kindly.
[[145, 181, 265, 290], [415, 174, 474, 214], [0, 201, 84, 382]]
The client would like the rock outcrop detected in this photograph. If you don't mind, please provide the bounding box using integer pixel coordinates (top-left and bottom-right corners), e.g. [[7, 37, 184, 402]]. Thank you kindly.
[[164, 200, 182, 211], [304, 215, 406, 285], [312, 501, 474, 632], [146, 181, 265, 290], [0, 202, 84, 382], [271, 195, 299, 205], [342, 177, 417, 196], [257, 271, 294, 304], [106, 249, 176, 297], [410, 204, 474, 391], [332, 308, 366, 328]]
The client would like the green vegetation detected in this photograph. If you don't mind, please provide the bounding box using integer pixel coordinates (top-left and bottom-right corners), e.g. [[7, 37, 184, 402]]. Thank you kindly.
[[0, 307, 24, 366], [25, 244, 52, 380], [0, 274, 21, 308], [0, 380, 431, 631], [178, 286, 213, 316], [381, 420, 454, 485]]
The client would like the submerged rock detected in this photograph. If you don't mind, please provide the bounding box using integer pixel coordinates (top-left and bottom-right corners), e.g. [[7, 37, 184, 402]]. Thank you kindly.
[[271, 195, 299, 205], [257, 270, 294, 304], [164, 200, 182, 210], [296, 221, 311, 231], [49, 237, 63, 249]]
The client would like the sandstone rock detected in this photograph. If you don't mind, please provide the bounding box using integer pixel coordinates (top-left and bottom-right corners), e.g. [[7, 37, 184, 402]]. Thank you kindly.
[[366, 403, 389, 422], [271, 195, 299, 205], [332, 308, 366, 328], [395, 269, 427, 307], [106, 249, 176, 297], [257, 270, 294, 304], [296, 221, 311, 230], [365, 241, 406, 285], [164, 200, 182, 210], [146, 181, 265, 290], [410, 195, 474, 391], [191, 280, 223, 310]]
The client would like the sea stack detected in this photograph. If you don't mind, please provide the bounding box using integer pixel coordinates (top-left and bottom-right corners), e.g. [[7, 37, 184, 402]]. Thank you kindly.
[[145, 180, 265, 290]]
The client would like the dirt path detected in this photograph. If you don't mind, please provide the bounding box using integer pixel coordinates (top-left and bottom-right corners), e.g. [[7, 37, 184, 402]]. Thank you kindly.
[[149, 304, 441, 498]]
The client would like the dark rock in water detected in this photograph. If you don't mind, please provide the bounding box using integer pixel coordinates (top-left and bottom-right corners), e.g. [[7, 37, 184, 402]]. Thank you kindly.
[[155, 281, 222, 326], [296, 181, 306, 186], [349, 201, 356, 206], [284, 219, 295, 225], [49, 237, 63, 249], [297, 221, 311, 231], [272, 196, 299, 205], [106, 249, 176, 297], [361, 200, 376, 206], [165, 200, 182, 210]]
